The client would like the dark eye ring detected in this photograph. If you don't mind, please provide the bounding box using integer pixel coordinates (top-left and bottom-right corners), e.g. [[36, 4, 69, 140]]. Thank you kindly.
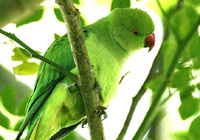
[[132, 30, 139, 35]]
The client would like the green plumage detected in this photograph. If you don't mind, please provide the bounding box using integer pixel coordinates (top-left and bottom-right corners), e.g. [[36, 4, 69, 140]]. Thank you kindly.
[[16, 8, 154, 140]]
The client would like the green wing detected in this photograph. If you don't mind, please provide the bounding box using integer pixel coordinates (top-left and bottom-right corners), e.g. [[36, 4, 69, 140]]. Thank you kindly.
[[16, 34, 76, 140]]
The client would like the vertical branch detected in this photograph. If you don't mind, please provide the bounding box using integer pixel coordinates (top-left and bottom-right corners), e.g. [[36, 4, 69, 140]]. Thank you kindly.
[[55, 0, 105, 140]]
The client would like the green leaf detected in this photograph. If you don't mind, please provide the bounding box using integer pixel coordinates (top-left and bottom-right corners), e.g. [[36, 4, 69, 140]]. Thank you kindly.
[[192, 56, 200, 69], [111, 0, 131, 11], [0, 111, 10, 129], [54, 8, 64, 22], [16, 96, 29, 116], [73, 0, 79, 4], [161, 33, 178, 72], [170, 6, 199, 40], [179, 86, 195, 102], [184, 0, 200, 6], [196, 83, 200, 90], [171, 131, 194, 140], [14, 62, 39, 75], [54, 33, 61, 40], [182, 32, 200, 62], [14, 119, 24, 131], [0, 136, 5, 140], [146, 75, 165, 94], [16, 7, 44, 27], [0, 86, 16, 114], [145, 0, 178, 16], [189, 116, 200, 139], [171, 68, 191, 89], [178, 97, 199, 120], [79, 16, 85, 26], [12, 47, 31, 62]]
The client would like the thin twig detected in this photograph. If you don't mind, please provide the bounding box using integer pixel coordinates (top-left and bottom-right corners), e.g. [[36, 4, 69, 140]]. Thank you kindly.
[[160, 88, 177, 106], [56, 0, 105, 140], [0, 29, 76, 81], [116, 46, 162, 140]]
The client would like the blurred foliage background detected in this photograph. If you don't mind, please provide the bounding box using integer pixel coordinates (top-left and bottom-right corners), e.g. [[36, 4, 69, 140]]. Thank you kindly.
[[0, 0, 200, 140]]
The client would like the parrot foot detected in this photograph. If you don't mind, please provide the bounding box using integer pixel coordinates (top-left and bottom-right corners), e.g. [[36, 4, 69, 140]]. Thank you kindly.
[[96, 106, 107, 120], [68, 82, 79, 93], [81, 106, 107, 128], [101, 106, 108, 120], [81, 119, 88, 128]]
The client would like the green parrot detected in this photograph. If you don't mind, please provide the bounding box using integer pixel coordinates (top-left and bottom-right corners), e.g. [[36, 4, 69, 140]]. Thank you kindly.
[[16, 8, 155, 140]]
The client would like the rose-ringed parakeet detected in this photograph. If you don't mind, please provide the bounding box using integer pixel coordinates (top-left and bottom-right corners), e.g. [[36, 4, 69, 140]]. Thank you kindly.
[[16, 8, 155, 140]]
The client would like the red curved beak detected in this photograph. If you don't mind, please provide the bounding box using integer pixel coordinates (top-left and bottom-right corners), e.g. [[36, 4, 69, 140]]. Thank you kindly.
[[145, 33, 155, 51]]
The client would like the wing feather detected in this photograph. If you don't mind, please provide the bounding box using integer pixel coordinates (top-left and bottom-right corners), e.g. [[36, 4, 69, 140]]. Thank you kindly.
[[16, 34, 76, 140]]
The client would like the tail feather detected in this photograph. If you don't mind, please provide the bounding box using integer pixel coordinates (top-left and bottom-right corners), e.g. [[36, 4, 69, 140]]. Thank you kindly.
[[25, 115, 41, 140]]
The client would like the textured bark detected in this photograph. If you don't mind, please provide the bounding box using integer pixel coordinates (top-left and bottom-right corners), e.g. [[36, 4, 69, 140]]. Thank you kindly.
[[56, 0, 105, 139]]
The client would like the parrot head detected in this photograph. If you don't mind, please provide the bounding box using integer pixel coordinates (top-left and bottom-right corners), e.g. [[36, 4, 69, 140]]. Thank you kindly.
[[110, 8, 155, 53]]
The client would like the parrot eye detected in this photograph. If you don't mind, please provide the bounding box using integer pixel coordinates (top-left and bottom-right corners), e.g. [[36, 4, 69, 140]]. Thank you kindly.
[[132, 30, 139, 35]]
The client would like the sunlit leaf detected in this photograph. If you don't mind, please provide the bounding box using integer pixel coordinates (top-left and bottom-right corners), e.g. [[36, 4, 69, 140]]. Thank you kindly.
[[12, 47, 31, 62], [170, 6, 199, 40], [54, 8, 64, 22], [0, 136, 5, 140], [146, 75, 165, 93], [16, 7, 44, 27], [145, 0, 178, 16], [196, 83, 200, 90], [184, 0, 200, 6], [161, 33, 178, 72], [95, 0, 112, 6], [0, 111, 10, 129], [14, 119, 24, 131], [182, 32, 200, 62], [171, 131, 194, 140], [171, 68, 191, 89], [192, 57, 200, 69], [111, 0, 131, 11], [73, 0, 79, 4], [80, 16, 85, 26], [0, 86, 16, 114], [179, 86, 195, 102], [54, 33, 61, 40], [189, 116, 200, 139], [16, 96, 29, 116], [14, 62, 39, 75], [178, 97, 199, 120]]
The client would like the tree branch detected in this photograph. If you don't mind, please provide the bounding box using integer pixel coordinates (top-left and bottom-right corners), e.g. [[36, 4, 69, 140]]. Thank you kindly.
[[55, 0, 105, 140], [0, 29, 76, 81], [116, 47, 163, 140]]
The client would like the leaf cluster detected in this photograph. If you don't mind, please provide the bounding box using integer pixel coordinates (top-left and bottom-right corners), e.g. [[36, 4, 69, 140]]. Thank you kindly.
[[145, 0, 200, 139], [0, 86, 29, 139]]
